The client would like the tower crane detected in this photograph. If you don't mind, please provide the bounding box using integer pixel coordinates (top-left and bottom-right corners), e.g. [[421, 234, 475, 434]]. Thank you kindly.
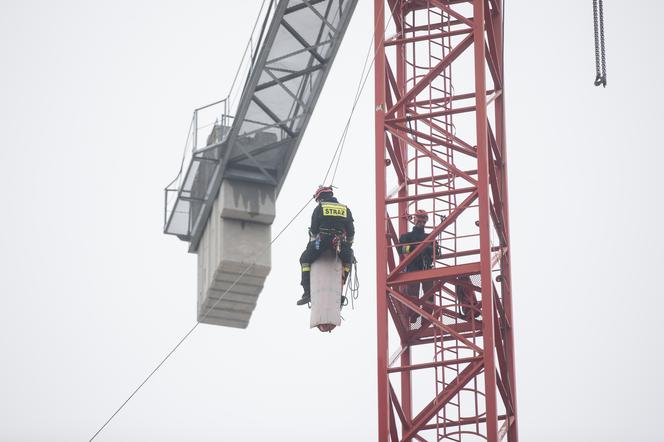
[[161, 0, 605, 440], [162, 0, 517, 440], [373, 1, 516, 440]]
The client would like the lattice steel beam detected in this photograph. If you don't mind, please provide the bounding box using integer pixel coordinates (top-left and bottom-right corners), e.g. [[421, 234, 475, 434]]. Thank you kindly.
[[374, 1, 518, 440]]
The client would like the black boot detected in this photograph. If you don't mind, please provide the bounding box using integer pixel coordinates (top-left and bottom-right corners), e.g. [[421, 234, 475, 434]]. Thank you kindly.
[[297, 271, 311, 306], [296, 291, 311, 306]]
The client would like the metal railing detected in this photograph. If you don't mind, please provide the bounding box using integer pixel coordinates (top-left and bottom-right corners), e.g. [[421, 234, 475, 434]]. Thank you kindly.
[[163, 0, 276, 238], [163, 99, 232, 237]]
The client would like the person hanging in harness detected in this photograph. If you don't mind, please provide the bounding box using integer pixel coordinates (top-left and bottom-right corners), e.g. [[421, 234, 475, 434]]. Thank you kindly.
[[397, 210, 436, 318], [297, 186, 355, 306]]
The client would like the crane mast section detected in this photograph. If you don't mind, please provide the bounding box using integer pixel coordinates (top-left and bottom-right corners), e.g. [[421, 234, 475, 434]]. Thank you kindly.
[[374, 1, 518, 440]]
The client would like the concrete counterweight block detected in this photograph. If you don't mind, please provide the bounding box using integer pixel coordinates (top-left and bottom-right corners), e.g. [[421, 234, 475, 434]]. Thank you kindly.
[[309, 250, 343, 332], [197, 179, 275, 328], [217, 178, 275, 224]]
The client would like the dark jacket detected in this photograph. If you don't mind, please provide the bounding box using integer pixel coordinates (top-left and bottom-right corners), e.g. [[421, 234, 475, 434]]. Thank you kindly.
[[310, 196, 355, 240], [398, 226, 434, 271]]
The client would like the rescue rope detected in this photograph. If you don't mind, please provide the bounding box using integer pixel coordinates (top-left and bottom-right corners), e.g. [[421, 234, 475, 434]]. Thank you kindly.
[[344, 258, 360, 310], [322, 0, 396, 187], [89, 197, 313, 441]]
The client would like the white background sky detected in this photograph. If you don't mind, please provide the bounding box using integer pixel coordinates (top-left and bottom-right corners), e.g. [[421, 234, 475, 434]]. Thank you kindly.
[[1, 1, 663, 441]]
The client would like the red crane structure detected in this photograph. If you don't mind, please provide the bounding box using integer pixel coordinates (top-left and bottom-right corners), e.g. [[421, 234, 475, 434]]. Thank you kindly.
[[373, 0, 518, 440]]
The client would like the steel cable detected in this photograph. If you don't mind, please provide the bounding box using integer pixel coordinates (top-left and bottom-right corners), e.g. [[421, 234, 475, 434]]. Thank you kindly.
[[91, 1, 398, 439], [592, 0, 607, 87], [88, 197, 312, 441], [323, 0, 397, 187]]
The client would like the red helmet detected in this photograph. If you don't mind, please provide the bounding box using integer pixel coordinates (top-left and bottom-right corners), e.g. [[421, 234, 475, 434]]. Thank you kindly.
[[314, 186, 334, 201], [413, 209, 428, 222]]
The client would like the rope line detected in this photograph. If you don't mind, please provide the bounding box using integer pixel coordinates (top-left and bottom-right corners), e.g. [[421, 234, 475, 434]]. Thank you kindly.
[[89, 197, 313, 441], [323, 0, 396, 187], [88, 324, 200, 441]]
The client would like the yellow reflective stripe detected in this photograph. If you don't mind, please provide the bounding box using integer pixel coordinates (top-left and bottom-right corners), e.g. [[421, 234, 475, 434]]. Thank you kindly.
[[301, 265, 311, 272], [404, 245, 411, 253], [321, 203, 347, 218]]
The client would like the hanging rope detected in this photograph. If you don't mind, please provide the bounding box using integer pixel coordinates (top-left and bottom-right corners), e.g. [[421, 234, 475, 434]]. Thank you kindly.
[[593, 0, 607, 87], [322, 0, 396, 187], [343, 257, 360, 309]]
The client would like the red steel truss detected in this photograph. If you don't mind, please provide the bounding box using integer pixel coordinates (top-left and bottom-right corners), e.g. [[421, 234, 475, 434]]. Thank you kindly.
[[374, 1, 518, 441]]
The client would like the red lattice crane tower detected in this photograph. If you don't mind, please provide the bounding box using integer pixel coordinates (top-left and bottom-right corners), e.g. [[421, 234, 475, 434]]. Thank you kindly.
[[373, 0, 518, 440]]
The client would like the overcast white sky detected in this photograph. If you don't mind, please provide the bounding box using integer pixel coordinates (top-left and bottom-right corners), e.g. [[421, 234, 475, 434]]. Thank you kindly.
[[1, 1, 663, 441]]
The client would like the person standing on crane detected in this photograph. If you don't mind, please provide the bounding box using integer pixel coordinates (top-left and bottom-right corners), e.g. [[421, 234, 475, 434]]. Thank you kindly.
[[296, 186, 355, 306], [398, 210, 436, 316], [456, 275, 481, 320]]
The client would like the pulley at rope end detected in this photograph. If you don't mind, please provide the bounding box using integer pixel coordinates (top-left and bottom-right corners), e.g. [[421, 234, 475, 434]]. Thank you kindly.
[[594, 74, 607, 88]]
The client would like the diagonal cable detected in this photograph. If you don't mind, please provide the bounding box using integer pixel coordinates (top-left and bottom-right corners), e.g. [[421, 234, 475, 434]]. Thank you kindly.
[[89, 197, 312, 441], [323, 0, 396, 186]]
